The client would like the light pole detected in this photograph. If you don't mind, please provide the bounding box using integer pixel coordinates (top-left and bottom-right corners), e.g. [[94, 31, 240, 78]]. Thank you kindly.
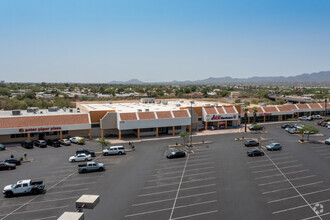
[[325, 97, 328, 117], [190, 100, 194, 147]]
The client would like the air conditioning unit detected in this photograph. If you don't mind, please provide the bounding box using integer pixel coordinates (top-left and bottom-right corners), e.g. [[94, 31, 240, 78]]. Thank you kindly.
[[12, 110, 21, 116], [69, 108, 73, 113], [63, 107, 67, 112], [109, 101, 112, 104], [27, 107, 39, 113], [48, 106, 59, 112], [176, 104, 181, 107], [145, 109, 149, 112], [137, 109, 142, 112]]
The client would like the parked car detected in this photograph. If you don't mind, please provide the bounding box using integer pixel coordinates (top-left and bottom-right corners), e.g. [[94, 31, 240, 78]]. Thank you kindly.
[[34, 140, 47, 148], [318, 119, 330, 126], [3, 179, 45, 197], [288, 128, 299, 134], [0, 144, 5, 151], [46, 139, 61, 147], [78, 162, 105, 173], [248, 124, 264, 130], [103, 146, 126, 156], [312, 115, 323, 119], [60, 139, 71, 146], [299, 116, 312, 121], [4, 158, 21, 165], [244, 140, 259, 147], [281, 124, 293, 129], [166, 151, 186, 159], [266, 143, 282, 151], [247, 149, 264, 157], [0, 162, 16, 170], [325, 138, 330, 145], [69, 154, 92, 162], [70, 137, 85, 144], [76, 149, 95, 157], [21, 140, 34, 149]]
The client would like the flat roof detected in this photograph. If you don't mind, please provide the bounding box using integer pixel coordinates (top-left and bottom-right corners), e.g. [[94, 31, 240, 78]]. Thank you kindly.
[[80, 100, 227, 113], [0, 108, 85, 118]]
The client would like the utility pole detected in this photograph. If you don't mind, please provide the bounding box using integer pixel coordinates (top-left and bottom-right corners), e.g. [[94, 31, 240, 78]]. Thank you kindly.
[[190, 100, 194, 147]]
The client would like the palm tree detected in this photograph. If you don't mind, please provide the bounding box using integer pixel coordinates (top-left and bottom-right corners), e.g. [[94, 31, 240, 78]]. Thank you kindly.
[[252, 107, 258, 124], [243, 108, 248, 132]]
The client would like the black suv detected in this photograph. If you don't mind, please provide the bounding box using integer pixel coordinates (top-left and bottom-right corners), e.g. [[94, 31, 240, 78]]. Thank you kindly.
[[46, 139, 61, 147], [21, 140, 34, 149], [4, 158, 21, 165], [166, 151, 186, 159], [76, 149, 95, 157], [244, 140, 259, 147]]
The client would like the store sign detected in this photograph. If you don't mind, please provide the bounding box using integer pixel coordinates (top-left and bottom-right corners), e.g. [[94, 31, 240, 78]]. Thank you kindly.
[[18, 126, 62, 133], [206, 114, 238, 122], [258, 113, 272, 117]]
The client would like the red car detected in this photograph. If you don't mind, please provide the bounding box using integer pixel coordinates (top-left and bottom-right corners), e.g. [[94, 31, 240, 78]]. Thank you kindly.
[[318, 119, 330, 125], [0, 162, 16, 170]]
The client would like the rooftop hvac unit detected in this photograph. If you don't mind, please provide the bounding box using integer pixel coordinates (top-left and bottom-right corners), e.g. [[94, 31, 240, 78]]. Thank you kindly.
[[145, 109, 149, 112], [180, 100, 184, 103], [205, 104, 210, 106], [48, 106, 59, 112], [176, 104, 181, 107], [40, 111, 43, 114], [77, 108, 80, 113], [161, 100, 168, 104], [214, 103, 218, 106], [63, 107, 67, 112], [12, 110, 21, 116], [109, 101, 112, 104], [137, 109, 142, 112], [69, 108, 73, 113], [27, 107, 39, 113]]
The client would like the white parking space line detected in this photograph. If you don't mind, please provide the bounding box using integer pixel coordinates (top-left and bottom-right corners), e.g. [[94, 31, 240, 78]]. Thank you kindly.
[[258, 175, 316, 186], [268, 188, 330, 203], [252, 164, 303, 174], [32, 216, 57, 220], [302, 212, 330, 220], [138, 184, 216, 197], [320, 152, 330, 156], [132, 191, 216, 206], [0, 205, 69, 217], [315, 149, 330, 153], [169, 154, 190, 220], [290, 175, 317, 181], [147, 171, 215, 182], [262, 182, 323, 194], [268, 153, 291, 157], [249, 163, 273, 169], [264, 153, 324, 219], [143, 177, 216, 189], [170, 210, 219, 220], [154, 162, 215, 171], [185, 166, 215, 172], [0, 196, 79, 208], [247, 159, 270, 164], [273, 198, 330, 214], [255, 169, 309, 179], [271, 156, 294, 160], [125, 200, 217, 218], [46, 188, 89, 195], [150, 170, 183, 177], [54, 182, 97, 188], [276, 160, 299, 165]]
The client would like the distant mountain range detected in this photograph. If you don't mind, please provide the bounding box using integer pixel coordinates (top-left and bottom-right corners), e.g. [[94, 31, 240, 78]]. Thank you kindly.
[[109, 71, 330, 85]]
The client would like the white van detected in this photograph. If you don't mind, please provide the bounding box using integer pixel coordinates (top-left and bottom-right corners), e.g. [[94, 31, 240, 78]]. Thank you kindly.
[[102, 146, 126, 156]]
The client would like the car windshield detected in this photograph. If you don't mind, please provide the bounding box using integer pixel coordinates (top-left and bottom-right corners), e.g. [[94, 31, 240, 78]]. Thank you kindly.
[[11, 184, 17, 188]]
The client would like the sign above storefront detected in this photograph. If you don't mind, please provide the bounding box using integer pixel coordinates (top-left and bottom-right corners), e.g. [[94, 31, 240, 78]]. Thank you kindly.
[[205, 114, 238, 122], [18, 126, 62, 133]]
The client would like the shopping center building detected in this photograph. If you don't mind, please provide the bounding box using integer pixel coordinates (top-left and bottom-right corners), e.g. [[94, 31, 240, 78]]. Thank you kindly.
[[0, 107, 91, 143], [0, 99, 329, 143]]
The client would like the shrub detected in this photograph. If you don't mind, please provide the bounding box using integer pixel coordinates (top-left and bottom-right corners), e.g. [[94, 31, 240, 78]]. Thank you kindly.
[[176, 142, 178, 145], [20, 157, 23, 161], [300, 139, 304, 142]]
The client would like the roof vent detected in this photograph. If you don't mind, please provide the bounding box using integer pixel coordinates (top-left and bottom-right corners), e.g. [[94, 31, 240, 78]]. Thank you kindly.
[[145, 109, 149, 112], [63, 107, 66, 112], [176, 104, 181, 107], [69, 108, 73, 113], [109, 101, 112, 104], [137, 109, 142, 112], [12, 110, 21, 116]]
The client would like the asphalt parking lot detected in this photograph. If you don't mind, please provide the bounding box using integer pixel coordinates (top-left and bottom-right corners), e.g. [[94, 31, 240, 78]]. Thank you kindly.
[[0, 121, 329, 220]]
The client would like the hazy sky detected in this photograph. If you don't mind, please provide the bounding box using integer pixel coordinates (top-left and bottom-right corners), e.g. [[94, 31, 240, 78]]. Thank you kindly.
[[1, 0, 330, 83]]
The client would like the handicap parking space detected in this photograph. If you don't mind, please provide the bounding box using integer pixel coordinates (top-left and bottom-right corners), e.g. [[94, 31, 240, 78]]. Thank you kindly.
[[124, 145, 219, 220]]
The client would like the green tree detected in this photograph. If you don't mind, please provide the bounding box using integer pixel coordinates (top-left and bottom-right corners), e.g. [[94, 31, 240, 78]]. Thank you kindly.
[[98, 137, 110, 150], [298, 125, 319, 141], [252, 107, 258, 124], [243, 108, 248, 132], [179, 131, 190, 146]]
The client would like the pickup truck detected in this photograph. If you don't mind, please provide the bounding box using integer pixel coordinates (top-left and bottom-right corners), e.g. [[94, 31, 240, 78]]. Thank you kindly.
[[3, 179, 45, 197], [78, 162, 105, 174]]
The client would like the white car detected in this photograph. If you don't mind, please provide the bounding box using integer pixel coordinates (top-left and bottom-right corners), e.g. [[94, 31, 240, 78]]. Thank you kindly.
[[60, 139, 71, 146], [69, 137, 85, 144], [69, 154, 92, 162], [325, 138, 330, 145], [298, 116, 312, 121], [103, 146, 126, 156]]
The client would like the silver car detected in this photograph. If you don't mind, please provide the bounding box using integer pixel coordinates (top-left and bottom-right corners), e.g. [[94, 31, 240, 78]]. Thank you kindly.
[[266, 143, 282, 151]]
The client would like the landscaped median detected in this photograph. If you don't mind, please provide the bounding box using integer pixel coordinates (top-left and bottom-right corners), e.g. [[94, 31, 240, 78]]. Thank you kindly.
[[168, 141, 213, 148]]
